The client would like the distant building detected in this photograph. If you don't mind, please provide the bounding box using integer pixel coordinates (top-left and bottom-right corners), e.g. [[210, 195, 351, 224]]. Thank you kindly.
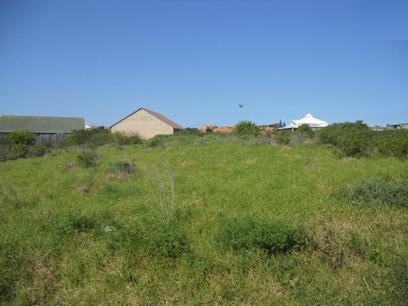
[[0, 115, 85, 143], [368, 125, 384, 131], [110, 107, 183, 139], [200, 125, 234, 133], [385, 123, 408, 130], [258, 123, 282, 132], [278, 113, 329, 131]]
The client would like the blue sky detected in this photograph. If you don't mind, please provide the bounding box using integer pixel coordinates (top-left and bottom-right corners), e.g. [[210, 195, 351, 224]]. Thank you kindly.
[[0, 0, 407, 127]]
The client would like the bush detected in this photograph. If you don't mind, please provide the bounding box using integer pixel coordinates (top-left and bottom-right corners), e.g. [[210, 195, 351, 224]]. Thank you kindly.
[[77, 148, 98, 168], [106, 219, 190, 259], [175, 128, 203, 136], [336, 176, 408, 208], [275, 131, 291, 145], [149, 135, 167, 148], [317, 121, 373, 157], [216, 217, 308, 255], [110, 161, 137, 174], [235, 121, 260, 137], [7, 130, 35, 146], [115, 134, 142, 145], [66, 128, 142, 146], [0, 183, 26, 209], [371, 129, 408, 159], [51, 212, 103, 236], [297, 124, 314, 137]]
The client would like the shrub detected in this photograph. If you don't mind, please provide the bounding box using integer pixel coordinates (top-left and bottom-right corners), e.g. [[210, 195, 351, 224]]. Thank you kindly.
[[106, 219, 190, 259], [115, 134, 142, 145], [297, 124, 314, 137], [371, 129, 408, 159], [175, 128, 203, 136], [77, 148, 98, 168], [149, 135, 167, 148], [7, 130, 35, 146], [0, 183, 26, 209], [28, 144, 50, 157], [216, 217, 308, 255], [51, 212, 102, 236], [66, 128, 142, 146], [336, 176, 408, 208], [317, 121, 373, 157], [110, 161, 137, 174], [275, 131, 291, 145], [235, 121, 260, 137]]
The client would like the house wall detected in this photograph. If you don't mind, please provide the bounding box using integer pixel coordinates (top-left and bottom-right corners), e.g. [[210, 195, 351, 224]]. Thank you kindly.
[[111, 109, 174, 139]]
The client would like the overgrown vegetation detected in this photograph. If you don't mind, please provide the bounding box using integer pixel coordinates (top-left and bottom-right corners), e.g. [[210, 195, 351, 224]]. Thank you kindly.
[[235, 120, 260, 137], [317, 121, 408, 158], [66, 127, 142, 146], [336, 176, 408, 208], [275, 131, 291, 145], [0, 130, 52, 161], [0, 127, 407, 304], [77, 148, 98, 168], [216, 217, 308, 254]]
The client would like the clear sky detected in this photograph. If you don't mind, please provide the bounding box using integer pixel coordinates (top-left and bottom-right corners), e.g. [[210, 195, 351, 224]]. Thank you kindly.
[[1, 0, 407, 127]]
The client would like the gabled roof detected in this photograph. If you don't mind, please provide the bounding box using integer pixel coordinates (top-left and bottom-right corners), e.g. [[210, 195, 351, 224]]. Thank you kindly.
[[0, 115, 85, 133], [110, 107, 183, 129], [293, 113, 329, 126]]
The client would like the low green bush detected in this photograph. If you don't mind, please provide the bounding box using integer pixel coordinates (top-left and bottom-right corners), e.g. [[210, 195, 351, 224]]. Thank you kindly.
[[149, 135, 168, 148], [317, 122, 408, 158], [109, 161, 137, 174], [317, 121, 373, 157], [336, 176, 408, 208], [106, 218, 190, 259], [77, 148, 98, 168], [7, 130, 35, 146], [235, 121, 260, 137], [175, 128, 204, 137], [216, 217, 308, 255], [275, 131, 291, 145], [297, 124, 315, 138], [371, 129, 408, 159], [66, 128, 142, 146]]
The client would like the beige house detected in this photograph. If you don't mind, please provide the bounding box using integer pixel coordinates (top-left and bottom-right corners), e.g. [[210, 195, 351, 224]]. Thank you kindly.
[[110, 108, 183, 139]]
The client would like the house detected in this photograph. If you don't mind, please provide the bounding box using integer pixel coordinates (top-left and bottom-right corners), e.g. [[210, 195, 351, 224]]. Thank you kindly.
[[258, 123, 282, 132], [110, 107, 183, 139], [0, 115, 85, 143], [385, 123, 408, 130], [200, 125, 235, 133], [278, 113, 329, 131]]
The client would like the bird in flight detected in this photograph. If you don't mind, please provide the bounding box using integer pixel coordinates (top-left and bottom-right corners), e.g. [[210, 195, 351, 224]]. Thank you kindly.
[[238, 104, 244, 108]]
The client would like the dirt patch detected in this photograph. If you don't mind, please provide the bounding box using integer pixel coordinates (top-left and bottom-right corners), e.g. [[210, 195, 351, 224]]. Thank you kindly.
[[181, 161, 195, 168], [246, 158, 258, 165]]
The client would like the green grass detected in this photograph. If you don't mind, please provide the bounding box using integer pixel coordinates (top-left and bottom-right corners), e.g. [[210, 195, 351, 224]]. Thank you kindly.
[[0, 137, 407, 305]]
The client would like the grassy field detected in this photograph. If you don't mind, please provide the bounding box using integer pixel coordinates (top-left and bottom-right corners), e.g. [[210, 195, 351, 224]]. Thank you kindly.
[[1, 137, 407, 305]]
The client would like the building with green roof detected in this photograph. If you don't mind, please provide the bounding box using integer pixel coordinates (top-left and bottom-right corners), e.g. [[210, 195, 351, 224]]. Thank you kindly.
[[0, 115, 85, 143]]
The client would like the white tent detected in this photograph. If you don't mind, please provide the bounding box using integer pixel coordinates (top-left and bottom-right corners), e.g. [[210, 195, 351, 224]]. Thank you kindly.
[[280, 113, 329, 130]]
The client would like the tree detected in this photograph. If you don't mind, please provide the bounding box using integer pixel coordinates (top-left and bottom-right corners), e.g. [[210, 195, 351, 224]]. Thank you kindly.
[[235, 121, 260, 136]]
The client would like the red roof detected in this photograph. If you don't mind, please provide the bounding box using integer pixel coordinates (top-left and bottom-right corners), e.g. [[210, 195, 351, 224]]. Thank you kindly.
[[142, 108, 183, 129], [110, 107, 183, 130]]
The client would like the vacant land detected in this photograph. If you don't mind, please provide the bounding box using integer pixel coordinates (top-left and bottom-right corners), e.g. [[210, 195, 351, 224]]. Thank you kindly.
[[1, 138, 407, 305]]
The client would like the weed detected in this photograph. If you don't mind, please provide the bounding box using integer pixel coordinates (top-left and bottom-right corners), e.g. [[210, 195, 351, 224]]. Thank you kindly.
[[106, 218, 190, 259], [77, 148, 98, 168], [216, 217, 308, 255], [275, 132, 291, 145], [316, 228, 344, 270], [336, 176, 408, 208], [0, 183, 26, 209], [110, 161, 137, 174]]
